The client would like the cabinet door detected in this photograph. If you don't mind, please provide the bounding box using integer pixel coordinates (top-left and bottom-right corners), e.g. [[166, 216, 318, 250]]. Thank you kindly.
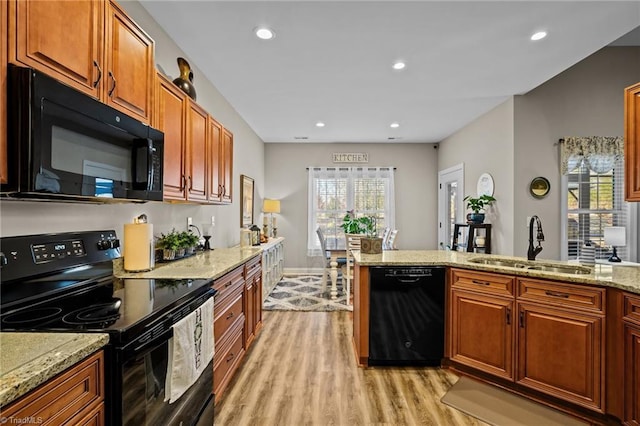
[[186, 101, 208, 202], [253, 273, 263, 332], [245, 277, 255, 347], [1, 0, 7, 184], [105, 1, 154, 124], [625, 82, 640, 201], [450, 289, 515, 380], [626, 324, 640, 425], [221, 128, 233, 203], [517, 303, 604, 412], [156, 74, 186, 201], [208, 116, 223, 203], [11, 0, 104, 98]]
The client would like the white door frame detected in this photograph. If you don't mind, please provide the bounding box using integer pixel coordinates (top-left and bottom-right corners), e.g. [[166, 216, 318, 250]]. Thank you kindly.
[[438, 163, 464, 250]]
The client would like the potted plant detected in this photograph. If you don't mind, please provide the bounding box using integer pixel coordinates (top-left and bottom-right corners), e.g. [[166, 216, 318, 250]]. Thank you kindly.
[[463, 194, 496, 224], [157, 229, 181, 260], [342, 211, 383, 254], [180, 230, 200, 255]]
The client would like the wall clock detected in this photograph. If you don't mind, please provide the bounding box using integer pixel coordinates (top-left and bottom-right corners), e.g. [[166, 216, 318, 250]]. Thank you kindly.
[[529, 176, 550, 199]]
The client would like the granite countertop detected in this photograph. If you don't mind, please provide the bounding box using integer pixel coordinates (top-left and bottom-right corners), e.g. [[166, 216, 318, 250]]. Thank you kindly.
[[0, 333, 109, 407], [114, 245, 263, 280], [353, 250, 640, 295]]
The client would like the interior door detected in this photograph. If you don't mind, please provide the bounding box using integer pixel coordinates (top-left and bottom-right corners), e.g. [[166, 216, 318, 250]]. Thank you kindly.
[[438, 164, 464, 250]]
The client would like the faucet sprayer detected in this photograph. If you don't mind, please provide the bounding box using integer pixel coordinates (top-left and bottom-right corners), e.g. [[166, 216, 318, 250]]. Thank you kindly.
[[527, 215, 545, 261]]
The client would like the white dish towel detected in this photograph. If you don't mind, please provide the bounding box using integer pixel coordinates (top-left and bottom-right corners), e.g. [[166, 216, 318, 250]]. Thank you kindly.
[[165, 296, 214, 403]]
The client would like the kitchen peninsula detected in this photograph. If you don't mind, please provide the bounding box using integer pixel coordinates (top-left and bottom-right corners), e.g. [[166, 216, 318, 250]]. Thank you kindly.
[[352, 250, 640, 424]]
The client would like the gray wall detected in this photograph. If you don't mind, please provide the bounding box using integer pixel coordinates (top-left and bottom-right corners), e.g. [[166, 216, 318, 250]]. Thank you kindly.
[[0, 1, 265, 248], [513, 46, 640, 260], [264, 143, 438, 270], [437, 98, 515, 255], [438, 46, 640, 260]]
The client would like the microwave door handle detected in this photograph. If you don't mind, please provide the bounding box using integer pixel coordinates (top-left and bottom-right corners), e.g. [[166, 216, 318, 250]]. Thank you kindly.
[[147, 139, 155, 192]]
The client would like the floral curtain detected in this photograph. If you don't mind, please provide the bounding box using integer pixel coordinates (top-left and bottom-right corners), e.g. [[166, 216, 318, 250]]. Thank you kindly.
[[560, 136, 623, 174]]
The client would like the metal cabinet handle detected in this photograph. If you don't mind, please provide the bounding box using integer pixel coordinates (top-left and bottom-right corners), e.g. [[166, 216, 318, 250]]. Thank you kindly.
[[472, 279, 490, 286], [108, 71, 117, 97], [93, 60, 102, 88], [506, 307, 511, 325], [224, 282, 232, 287], [519, 311, 525, 328], [545, 290, 570, 298], [226, 353, 234, 362], [188, 175, 192, 191], [226, 312, 234, 320], [180, 175, 186, 191]]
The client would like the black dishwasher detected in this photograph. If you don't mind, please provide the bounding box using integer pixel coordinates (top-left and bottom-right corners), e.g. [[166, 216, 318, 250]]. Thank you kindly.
[[369, 266, 445, 366]]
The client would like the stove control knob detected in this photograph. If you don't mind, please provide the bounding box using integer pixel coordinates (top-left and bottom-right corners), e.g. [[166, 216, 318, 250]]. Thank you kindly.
[[97, 240, 111, 251], [0, 252, 6, 267], [111, 239, 120, 249]]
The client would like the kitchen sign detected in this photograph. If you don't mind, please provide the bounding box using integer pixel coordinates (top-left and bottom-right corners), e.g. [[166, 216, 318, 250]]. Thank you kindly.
[[332, 152, 369, 163]]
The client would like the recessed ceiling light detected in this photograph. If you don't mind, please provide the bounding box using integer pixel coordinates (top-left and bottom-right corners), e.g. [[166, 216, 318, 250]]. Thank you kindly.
[[392, 61, 406, 70], [316, 122, 325, 128], [390, 122, 400, 128], [531, 31, 547, 41], [255, 27, 275, 40]]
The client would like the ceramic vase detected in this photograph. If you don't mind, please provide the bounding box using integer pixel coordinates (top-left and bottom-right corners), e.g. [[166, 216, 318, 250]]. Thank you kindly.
[[172, 57, 197, 100]]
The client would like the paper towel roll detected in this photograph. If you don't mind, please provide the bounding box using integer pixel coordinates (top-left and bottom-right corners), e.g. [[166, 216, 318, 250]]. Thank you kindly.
[[124, 223, 155, 272]]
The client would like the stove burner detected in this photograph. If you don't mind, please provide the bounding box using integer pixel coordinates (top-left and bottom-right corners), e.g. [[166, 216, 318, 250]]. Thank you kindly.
[[2, 307, 63, 326], [63, 298, 122, 327]]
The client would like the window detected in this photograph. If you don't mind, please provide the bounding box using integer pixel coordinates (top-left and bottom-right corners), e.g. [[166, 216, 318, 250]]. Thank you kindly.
[[560, 136, 630, 261], [308, 167, 395, 255]]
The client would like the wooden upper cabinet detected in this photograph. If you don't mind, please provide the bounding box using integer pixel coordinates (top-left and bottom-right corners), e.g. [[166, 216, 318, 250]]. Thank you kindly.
[[156, 73, 186, 201], [9, 0, 154, 124], [10, 0, 104, 98], [625, 82, 640, 201], [221, 128, 233, 203], [208, 116, 223, 203], [105, 0, 154, 123], [186, 101, 208, 202], [1, 0, 8, 184]]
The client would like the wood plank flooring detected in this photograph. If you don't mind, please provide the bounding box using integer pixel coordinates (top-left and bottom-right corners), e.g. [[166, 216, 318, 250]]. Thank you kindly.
[[213, 311, 485, 425]]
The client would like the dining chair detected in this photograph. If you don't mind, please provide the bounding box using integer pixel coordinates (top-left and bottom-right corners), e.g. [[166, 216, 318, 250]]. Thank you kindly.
[[316, 227, 346, 297], [344, 233, 364, 306]]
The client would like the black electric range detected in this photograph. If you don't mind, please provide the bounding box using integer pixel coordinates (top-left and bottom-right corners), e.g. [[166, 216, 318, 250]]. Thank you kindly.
[[0, 230, 216, 425]]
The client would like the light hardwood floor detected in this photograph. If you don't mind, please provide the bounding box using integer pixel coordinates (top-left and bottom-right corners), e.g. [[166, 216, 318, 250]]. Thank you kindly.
[[213, 311, 485, 425]]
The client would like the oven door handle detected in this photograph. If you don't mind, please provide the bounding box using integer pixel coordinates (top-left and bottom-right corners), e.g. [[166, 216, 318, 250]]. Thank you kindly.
[[122, 327, 174, 358]]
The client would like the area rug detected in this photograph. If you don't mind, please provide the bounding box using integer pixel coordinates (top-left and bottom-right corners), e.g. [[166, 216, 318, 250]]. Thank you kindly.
[[441, 376, 588, 426], [263, 274, 352, 312]]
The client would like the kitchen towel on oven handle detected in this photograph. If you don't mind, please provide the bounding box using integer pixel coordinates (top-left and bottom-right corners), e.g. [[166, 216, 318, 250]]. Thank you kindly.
[[165, 297, 214, 403]]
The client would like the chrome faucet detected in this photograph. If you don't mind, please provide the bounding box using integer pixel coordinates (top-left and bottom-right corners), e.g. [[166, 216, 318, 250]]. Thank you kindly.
[[527, 215, 545, 260]]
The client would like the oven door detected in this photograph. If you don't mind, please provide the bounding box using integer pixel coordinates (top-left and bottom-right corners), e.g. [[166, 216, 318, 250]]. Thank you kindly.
[[116, 329, 213, 426]]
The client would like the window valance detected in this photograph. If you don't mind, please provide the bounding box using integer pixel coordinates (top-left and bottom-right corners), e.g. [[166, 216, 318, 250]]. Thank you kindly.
[[560, 136, 623, 174]]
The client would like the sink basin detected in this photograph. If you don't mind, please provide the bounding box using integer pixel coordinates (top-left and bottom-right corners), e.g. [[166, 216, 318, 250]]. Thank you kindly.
[[468, 257, 593, 275]]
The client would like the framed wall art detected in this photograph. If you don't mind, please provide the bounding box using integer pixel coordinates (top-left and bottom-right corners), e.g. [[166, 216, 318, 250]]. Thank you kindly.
[[240, 175, 254, 227]]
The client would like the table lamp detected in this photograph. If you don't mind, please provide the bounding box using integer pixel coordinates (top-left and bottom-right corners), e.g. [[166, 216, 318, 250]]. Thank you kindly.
[[604, 226, 625, 262], [263, 199, 280, 238]]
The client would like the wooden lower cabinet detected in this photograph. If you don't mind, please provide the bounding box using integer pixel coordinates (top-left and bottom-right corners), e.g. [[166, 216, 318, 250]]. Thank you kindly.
[[625, 324, 640, 425], [517, 302, 604, 412], [0, 350, 104, 425], [450, 289, 515, 380], [212, 256, 262, 403]]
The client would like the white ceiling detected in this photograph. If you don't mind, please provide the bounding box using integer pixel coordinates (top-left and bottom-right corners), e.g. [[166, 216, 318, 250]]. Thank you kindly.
[[139, 1, 640, 144]]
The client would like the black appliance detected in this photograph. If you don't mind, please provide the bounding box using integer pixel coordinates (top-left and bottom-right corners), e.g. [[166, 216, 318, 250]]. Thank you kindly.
[[3, 65, 164, 202], [0, 230, 215, 426], [368, 266, 445, 366]]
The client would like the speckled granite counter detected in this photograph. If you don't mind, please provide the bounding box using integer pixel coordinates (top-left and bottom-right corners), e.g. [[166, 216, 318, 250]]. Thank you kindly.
[[114, 246, 262, 280], [353, 250, 640, 295], [0, 333, 109, 407]]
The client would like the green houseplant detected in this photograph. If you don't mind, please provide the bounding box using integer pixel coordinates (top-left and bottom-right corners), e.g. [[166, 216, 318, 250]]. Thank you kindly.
[[157, 229, 181, 260], [341, 211, 382, 254], [463, 194, 496, 224]]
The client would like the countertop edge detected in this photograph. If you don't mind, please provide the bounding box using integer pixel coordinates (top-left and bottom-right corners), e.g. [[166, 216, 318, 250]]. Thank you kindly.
[[0, 333, 109, 407]]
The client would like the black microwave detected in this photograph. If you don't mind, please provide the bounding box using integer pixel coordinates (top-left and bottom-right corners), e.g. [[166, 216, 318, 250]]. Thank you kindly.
[[3, 65, 164, 202]]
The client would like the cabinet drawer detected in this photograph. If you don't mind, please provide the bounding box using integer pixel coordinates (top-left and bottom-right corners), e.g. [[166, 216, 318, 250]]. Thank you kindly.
[[213, 266, 245, 300], [451, 268, 514, 297], [517, 278, 604, 313], [624, 293, 640, 325], [214, 293, 244, 344], [1, 351, 104, 425], [245, 256, 261, 277], [213, 320, 245, 398]]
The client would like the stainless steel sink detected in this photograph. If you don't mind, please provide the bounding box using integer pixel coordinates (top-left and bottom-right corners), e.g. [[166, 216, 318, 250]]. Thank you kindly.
[[468, 257, 593, 275]]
